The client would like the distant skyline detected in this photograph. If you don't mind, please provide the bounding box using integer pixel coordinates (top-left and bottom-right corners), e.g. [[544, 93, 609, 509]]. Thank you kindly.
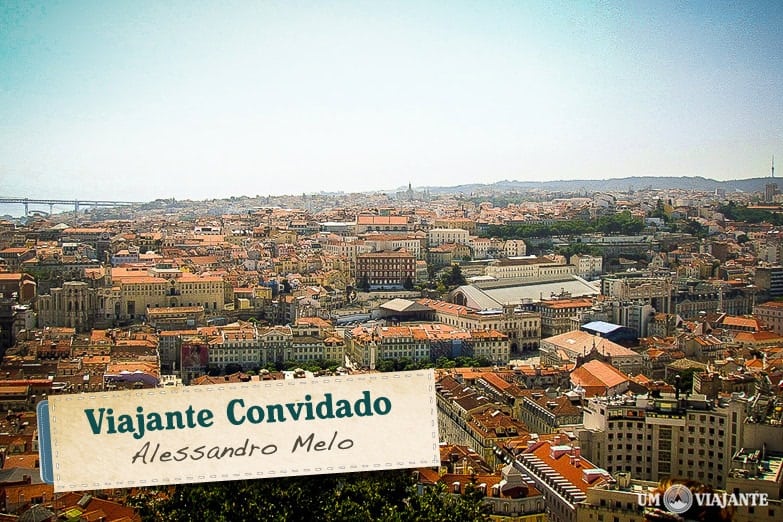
[[1, 1, 782, 203]]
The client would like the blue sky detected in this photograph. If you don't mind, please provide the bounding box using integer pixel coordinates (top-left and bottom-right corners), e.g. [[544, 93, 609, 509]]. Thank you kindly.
[[1, 1, 781, 202]]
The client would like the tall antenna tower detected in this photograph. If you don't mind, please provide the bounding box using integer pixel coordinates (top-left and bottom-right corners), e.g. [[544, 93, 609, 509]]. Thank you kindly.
[[773, 155, 776, 178]]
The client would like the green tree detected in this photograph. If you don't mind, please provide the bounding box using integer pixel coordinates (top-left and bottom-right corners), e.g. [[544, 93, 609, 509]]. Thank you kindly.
[[650, 199, 669, 221], [224, 363, 243, 375], [716, 202, 783, 225], [375, 359, 396, 372], [128, 471, 490, 521], [682, 219, 708, 238], [596, 211, 644, 235], [556, 242, 603, 258], [665, 369, 701, 395], [403, 482, 490, 522], [442, 264, 466, 287], [357, 275, 370, 292], [435, 356, 456, 369]]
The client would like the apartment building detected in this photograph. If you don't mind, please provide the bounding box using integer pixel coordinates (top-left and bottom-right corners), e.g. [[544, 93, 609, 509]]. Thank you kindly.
[[60, 227, 112, 259], [322, 237, 374, 277], [162, 320, 347, 373], [355, 249, 415, 289], [436, 375, 527, 468], [503, 239, 527, 257], [570, 254, 603, 279], [512, 365, 573, 390], [754, 300, 783, 335], [158, 329, 197, 372], [601, 277, 673, 314], [755, 266, 783, 298], [569, 360, 632, 397], [432, 217, 477, 235], [346, 323, 510, 367], [427, 228, 470, 247], [206, 324, 308, 369], [0, 273, 36, 303], [361, 233, 424, 260], [146, 306, 205, 330], [510, 438, 613, 522], [468, 237, 493, 259], [672, 280, 755, 319], [437, 375, 498, 448], [515, 389, 584, 435], [578, 394, 747, 489], [419, 298, 541, 353], [110, 247, 140, 266], [0, 247, 35, 271], [539, 298, 595, 338], [726, 447, 783, 522], [573, 448, 783, 522], [427, 243, 472, 268], [575, 475, 668, 522]]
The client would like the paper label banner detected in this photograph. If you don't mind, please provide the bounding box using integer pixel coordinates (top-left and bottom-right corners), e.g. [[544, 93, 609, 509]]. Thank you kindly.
[[40, 370, 439, 492]]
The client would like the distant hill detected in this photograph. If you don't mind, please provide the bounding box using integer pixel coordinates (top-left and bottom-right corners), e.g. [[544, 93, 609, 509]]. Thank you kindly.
[[416, 176, 777, 195]]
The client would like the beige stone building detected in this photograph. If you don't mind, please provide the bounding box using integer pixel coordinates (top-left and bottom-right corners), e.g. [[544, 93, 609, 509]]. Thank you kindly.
[[37, 281, 96, 331], [503, 239, 527, 257], [418, 298, 541, 353], [346, 322, 510, 367], [486, 256, 575, 281], [427, 228, 470, 247], [570, 254, 603, 279], [189, 320, 347, 371], [360, 233, 425, 260], [112, 267, 229, 320], [432, 217, 477, 235]]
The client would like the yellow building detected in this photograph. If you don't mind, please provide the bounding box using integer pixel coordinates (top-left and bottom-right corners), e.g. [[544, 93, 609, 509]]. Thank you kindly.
[[112, 267, 229, 321]]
